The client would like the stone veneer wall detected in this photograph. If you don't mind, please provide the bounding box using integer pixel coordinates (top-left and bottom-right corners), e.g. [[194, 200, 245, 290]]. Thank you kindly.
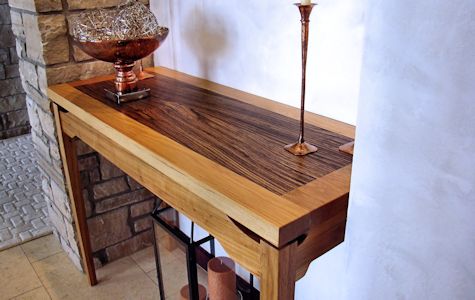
[[8, 0, 154, 270], [77, 141, 158, 267], [0, 0, 29, 139]]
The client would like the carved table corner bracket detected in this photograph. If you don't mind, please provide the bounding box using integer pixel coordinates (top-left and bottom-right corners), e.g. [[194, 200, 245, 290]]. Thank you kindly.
[[228, 215, 309, 247]]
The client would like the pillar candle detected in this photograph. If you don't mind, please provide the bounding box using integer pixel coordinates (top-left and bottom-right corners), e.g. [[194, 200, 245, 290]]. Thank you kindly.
[[208, 257, 236, 300], [179, 284, 207, 300]]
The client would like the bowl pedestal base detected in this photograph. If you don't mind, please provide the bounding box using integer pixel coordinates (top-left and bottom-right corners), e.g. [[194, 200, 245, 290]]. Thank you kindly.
[[105, 88, 151, 105], [105, 61, 153, 105]]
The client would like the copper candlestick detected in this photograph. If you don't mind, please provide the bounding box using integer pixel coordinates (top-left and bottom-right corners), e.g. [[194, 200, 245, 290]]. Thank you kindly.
[[285, 3, 318, 156]]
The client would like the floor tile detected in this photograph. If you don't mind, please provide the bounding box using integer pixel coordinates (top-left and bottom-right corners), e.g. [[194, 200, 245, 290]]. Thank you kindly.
[[0, 246, 42, 299], [130, 246, 156, 273], [146, 249, 209, 298], [33, 252, 159, 300], [147, 246, 186, 296], [12, 287, 51, 300], [146, 268, 159, 285], [147, 265, 188, 298], [130, 244, 183, 273], [20, 234, 62, 263]]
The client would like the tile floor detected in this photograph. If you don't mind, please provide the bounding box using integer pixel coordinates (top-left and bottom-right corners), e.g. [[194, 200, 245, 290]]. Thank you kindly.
[[0, 134, 51, 250], [0, 234, 208, 300]]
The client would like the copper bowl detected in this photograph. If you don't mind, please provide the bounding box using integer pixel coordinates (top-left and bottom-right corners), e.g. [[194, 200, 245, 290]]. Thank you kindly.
[[72, 29, 169, 95], [72, 30, 169, 63]]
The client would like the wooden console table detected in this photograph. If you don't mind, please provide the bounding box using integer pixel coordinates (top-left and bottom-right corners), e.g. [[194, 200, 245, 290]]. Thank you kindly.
[[48, 67, 354, 299]]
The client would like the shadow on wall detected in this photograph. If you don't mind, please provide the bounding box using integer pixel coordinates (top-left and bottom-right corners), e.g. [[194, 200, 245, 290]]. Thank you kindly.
[[183, 4, 230, 79]]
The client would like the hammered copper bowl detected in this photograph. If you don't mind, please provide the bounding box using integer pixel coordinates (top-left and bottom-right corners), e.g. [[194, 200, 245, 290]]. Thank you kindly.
[[73, 30, 169, 63], [72, 29, 169, 94]]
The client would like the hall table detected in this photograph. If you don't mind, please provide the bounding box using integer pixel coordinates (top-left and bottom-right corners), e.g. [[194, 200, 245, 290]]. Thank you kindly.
[[48, 67, 354, 299]]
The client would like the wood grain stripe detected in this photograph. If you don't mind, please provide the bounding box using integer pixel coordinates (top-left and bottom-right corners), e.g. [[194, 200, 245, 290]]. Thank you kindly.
[[75, 73, 353, 195]]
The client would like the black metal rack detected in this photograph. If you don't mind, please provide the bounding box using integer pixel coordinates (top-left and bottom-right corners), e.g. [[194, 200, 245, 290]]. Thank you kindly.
[[151, 203, 260, 300], [151, 205, 214, 300]]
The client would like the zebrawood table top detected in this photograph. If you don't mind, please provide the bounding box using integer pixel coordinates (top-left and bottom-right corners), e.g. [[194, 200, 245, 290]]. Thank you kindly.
[[76, 71, 353, 195], [48, 67, 354, 248]]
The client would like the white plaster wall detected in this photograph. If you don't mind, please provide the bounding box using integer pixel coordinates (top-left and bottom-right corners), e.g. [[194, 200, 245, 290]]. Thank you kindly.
[[150, 0, 364, 297], [151, 0, 475, 299], [151, 0, 364, 125], [344, 0, 475, 299]]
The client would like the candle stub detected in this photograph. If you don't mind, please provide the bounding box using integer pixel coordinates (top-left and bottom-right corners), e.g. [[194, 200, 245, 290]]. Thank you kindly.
[[208, 257, 236, 300], [301, 0, 312, 5]]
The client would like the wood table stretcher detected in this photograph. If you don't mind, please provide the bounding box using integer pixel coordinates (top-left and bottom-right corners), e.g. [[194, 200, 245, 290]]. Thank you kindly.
[[48, 67, 354, 300]]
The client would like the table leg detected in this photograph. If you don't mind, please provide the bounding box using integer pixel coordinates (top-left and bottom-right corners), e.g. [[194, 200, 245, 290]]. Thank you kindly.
[[53, 105, 97, 286], [260, 240, 298, 300]]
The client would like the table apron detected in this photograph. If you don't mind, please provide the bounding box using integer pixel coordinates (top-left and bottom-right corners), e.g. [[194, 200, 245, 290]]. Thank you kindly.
[[60, 110, 266, 275]]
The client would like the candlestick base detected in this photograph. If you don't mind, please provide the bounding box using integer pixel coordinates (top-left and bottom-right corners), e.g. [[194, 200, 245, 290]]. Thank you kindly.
[[285, 141, 318, 156]]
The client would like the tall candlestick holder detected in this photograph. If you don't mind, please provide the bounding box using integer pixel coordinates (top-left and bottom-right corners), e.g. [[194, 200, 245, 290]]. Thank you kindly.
[[285, 3, 318, 156]]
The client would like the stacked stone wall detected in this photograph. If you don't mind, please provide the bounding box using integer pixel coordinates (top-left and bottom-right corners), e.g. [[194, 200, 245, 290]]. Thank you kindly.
[[8, 0, 154, 270], [77, 141, 158, 267], [0, 0, 28, 139]]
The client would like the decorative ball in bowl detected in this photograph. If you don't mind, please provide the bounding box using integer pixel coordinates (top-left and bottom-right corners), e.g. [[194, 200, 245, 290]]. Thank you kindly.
[[71, 1, 169, 103]]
